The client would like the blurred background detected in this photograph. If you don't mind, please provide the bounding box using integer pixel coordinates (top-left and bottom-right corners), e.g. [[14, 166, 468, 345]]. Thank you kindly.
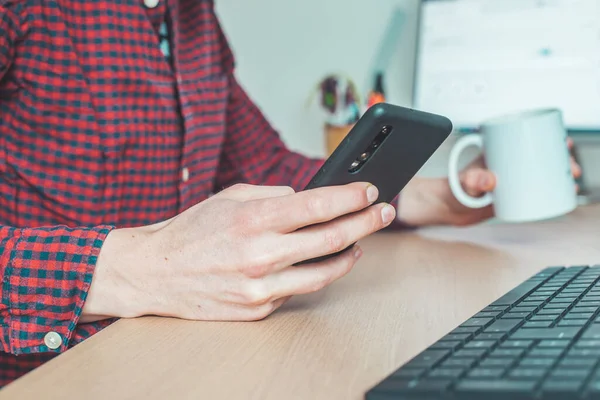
[[215, 0, 600, 193]]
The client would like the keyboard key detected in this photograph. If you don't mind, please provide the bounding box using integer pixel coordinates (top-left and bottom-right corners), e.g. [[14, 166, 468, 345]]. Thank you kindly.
[[518, 357, 555, 368], [508, 368, 547, 380], [564, 312, 593, 320], [474, 311, 501, 319], [404, 350, 451, 368], [528, 348, 564, 358], [567, 348, 600, 357], [520, 301, 543, 308], [428, 368, 465, 380], [502, 312, 531, 319], [549, 369, 591, 379], [535, 291, 558, 296], [526, 295, 550, 303], [455, 379, 537, 394], [543, 303, 571, 310], [475, 333, 507, 341], [557, 357, 597, 368], [430, 341, 461, 351], [485, 319, 522, 333], [537, 309, 564, 316], [575, 340, 600, 347], [483, 306, 510, 313], [541, 380, 585, 394], [441, 333, 471, 342], [392, 368, 426, 379], [500, 340, 534, 349], [479, 357, 516, 368], [572, 306, 599, 313], [511, 306, 538, 313], [538, 340, 571, 348], [523, 321, 552, 328], [557, 319, 589, 326], [491, 280, 543, 307], [464, 340, 496, 350], [582, 325, 600, 340], [401, 379, 454, 393], [454, 349, 488, 359], [490, 348, 526, 358], [511, 327, 582, 340], [440, 358, 477, 369], [530, 315, 557, 322], [451, 327, 481, 335], [467, 368, 505, 379], [461, 318, 494, 328]]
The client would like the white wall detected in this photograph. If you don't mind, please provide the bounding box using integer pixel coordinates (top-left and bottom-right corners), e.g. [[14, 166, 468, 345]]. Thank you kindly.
[[215, 0, 600, 189], [215, 0, 419, 158]]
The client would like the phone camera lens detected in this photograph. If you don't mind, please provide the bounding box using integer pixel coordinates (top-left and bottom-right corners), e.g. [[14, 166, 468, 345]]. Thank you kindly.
[[381, 125, 391, 135], [359, 152, 369, 161], [350, 160, 360, 169]]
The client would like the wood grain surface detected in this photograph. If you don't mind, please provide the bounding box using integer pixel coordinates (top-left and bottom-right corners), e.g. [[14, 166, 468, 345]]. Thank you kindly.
[[3, 204, 600, 400]]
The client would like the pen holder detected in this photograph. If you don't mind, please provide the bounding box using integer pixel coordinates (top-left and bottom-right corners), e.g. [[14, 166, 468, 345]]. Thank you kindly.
[[325, 123, 354, 156]]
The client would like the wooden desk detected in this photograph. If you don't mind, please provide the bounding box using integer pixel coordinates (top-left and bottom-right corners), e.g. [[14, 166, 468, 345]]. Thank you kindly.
[[4, 205, 600, 400]]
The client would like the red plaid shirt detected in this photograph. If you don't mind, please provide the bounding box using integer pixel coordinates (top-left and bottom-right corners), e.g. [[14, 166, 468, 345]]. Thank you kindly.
[[0, 0, 406, 387]]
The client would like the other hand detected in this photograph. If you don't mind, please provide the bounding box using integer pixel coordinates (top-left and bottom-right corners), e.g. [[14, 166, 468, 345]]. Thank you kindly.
[[397, 137, 582, 227], [83, 182, 396, 322]]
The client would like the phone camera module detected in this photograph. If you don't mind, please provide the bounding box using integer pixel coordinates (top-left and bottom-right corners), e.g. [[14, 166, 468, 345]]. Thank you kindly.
[[381, 125, 392, 135]]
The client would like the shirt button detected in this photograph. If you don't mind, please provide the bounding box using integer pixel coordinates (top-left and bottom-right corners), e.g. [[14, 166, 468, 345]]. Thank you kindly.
[[44, 331, 62, 350], [182, 167, 190, 183], [143, 0, 160, 8]]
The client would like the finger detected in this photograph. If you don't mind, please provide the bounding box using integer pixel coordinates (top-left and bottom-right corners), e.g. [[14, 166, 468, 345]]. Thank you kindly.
[[217, 183, 295, 202], [567, 136, 574, 149], [276, 202, 394, 266], [571, 158, 582, 178], [263, 245, 362, 299], [253, 182, 379, 233], [460, 168, 496, 197]]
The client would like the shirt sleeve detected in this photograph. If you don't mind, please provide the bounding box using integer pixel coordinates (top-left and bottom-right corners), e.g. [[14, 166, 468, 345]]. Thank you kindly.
[[215, 75, 323, 191], [0, 4, 19, 80], [0, 225, 116, 355]]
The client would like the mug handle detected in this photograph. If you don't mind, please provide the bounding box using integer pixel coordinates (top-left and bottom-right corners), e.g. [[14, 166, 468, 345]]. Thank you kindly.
[[448, 134, 494, 209]]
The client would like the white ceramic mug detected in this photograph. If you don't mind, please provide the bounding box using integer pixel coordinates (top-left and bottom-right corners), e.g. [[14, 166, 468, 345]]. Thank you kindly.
[[448, 108, 577, 222]]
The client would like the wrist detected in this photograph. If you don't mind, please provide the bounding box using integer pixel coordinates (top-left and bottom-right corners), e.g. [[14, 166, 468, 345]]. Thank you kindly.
[[81, 225, 157, 322]]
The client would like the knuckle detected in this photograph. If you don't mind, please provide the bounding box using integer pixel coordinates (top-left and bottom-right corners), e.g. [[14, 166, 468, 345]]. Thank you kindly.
[[248, 303, 276, 321], [308, 274, 332, 293], [305, 195, 328, 219], [324, 228, 346, 253], [241, 281, 272, 306], [240, 252, 278, 278]]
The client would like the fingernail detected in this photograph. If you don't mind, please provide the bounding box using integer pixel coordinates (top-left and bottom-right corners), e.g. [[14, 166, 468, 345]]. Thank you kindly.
[[366, 184, 379, 203], [354, 247, 363, 259], [381, 204, 396, 224]]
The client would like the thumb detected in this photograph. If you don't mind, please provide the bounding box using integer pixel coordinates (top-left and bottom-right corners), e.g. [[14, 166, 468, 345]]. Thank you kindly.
[[459, 168, 496, 197]]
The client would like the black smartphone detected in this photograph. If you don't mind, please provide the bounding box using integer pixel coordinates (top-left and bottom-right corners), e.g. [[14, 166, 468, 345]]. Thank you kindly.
[[298, 102, 453, 264]]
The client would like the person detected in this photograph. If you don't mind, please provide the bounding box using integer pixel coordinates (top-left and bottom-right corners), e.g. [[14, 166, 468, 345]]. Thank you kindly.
[[0, 0, 581, 387]]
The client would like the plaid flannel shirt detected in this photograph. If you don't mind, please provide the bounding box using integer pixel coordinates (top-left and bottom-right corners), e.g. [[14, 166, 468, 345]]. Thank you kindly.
[[0, 0, 406, 387]]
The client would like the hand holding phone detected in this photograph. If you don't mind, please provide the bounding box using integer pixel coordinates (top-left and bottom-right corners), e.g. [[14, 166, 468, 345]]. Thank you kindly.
[[299, 103, 453, 263]]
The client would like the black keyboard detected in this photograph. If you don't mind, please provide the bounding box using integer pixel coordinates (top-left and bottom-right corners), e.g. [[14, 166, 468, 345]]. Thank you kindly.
[[365, 265, 600, 399]]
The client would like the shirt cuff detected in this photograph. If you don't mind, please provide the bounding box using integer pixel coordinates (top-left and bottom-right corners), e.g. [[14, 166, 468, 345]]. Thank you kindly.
[[1, 225, 114, 355]]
